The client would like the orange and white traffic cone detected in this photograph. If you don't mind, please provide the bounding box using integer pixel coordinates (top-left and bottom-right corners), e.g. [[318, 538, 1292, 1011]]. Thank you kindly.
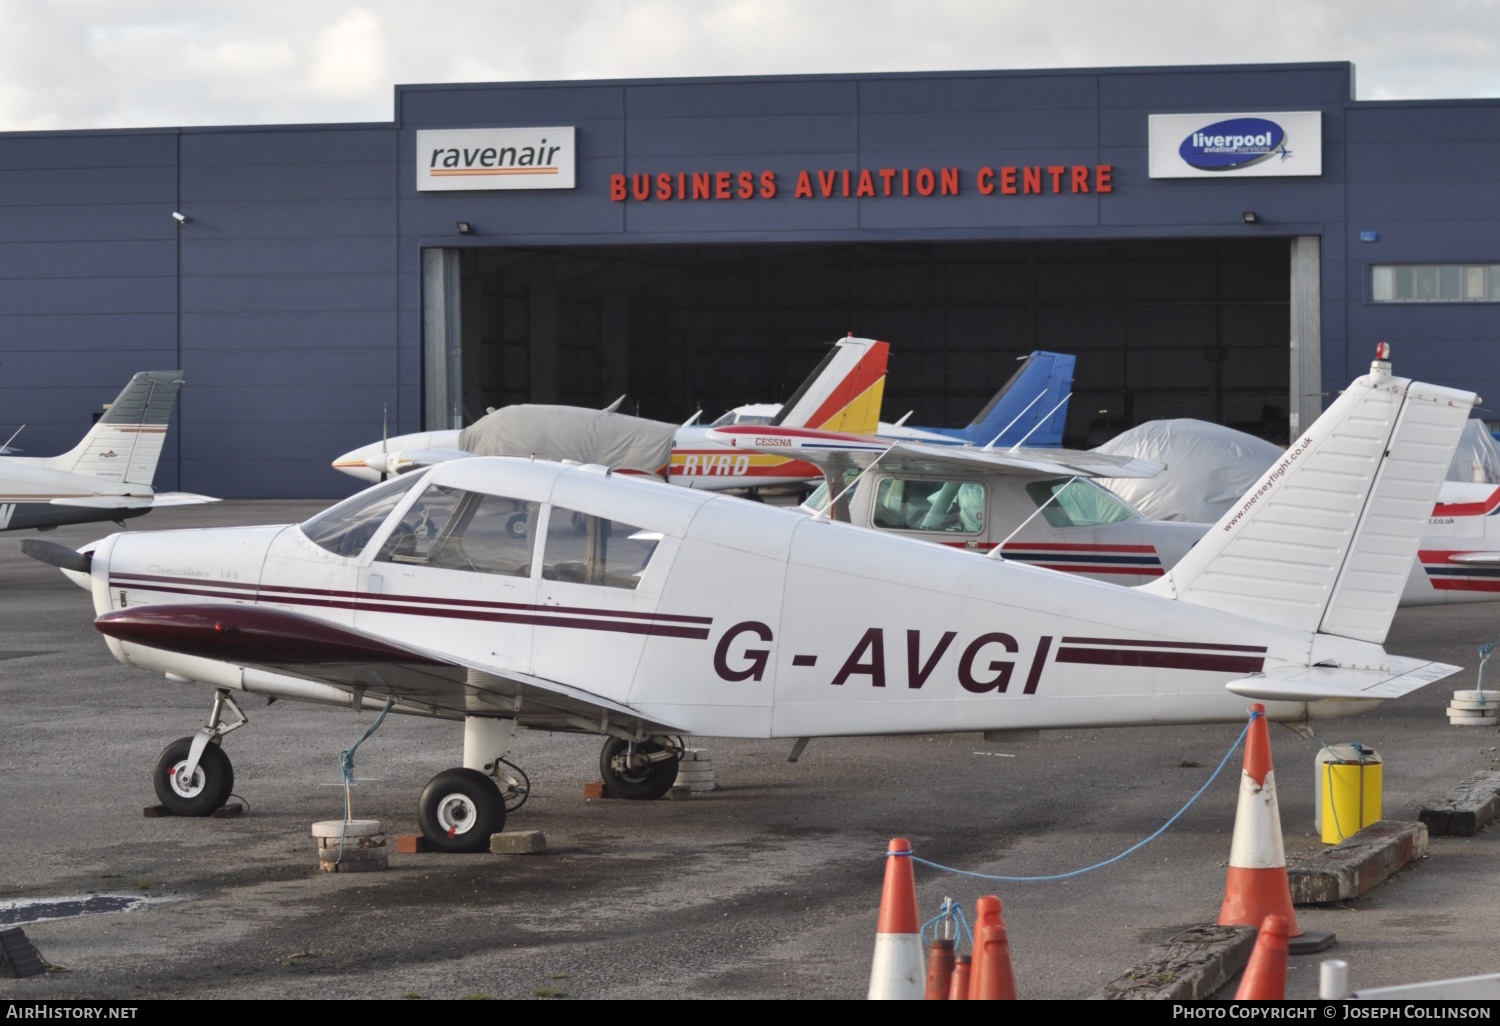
[[868, 838, 924, 1000], [967, 896, 1000, 999], [1234, 915, 1291, 1000], [924, 938, 955, 1000], [1218, 704, 1301, 937], [973, 922, 1018, 1000], [947, 956, 971, 1000]]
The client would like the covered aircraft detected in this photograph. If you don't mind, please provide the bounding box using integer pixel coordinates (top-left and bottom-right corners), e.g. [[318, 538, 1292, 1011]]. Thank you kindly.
[[26, 350, 1472, 852], [0, 371, 215, 532], [332, 336, 890, 491], [331, 343, 1075, 492]]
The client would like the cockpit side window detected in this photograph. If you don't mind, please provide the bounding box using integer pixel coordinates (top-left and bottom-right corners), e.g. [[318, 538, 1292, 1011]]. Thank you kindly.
[[870, 478, 985, 534], [540, 506, 658, 590], [300, 472, 427, 558], [375, 485, 540, 576], [1024, 478, 1143, 528]]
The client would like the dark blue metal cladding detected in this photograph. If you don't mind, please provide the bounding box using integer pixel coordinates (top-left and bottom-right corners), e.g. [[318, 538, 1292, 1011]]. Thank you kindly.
[[177, 125, 398, 499], [0, 131, 179, 484], [3, 62, 1500, 497]]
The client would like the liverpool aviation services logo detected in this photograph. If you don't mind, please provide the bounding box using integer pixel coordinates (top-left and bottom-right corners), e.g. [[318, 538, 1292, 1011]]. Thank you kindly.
[[415, 127, 576, 192], [1149, 111, 1321, 179], [1179, 117, 1289, 171]]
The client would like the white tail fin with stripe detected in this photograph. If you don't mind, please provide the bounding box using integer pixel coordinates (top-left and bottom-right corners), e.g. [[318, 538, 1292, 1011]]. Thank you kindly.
[[771, 337, 889, 433], [1143, 356, 1477, 645], [45, 371, 184, 486]]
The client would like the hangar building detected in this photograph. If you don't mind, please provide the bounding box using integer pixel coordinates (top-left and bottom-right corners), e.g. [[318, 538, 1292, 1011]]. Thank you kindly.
[[0, 61, 1496, 497]]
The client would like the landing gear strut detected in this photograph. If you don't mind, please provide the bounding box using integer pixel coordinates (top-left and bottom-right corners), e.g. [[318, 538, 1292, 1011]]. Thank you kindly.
[[151, 689, 247, 816], [599, 737, 682, 800]]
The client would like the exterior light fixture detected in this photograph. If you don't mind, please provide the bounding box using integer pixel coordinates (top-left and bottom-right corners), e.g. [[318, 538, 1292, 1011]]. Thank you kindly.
[[1242, 211, 1258, 224], [456, 221, 473, 235]]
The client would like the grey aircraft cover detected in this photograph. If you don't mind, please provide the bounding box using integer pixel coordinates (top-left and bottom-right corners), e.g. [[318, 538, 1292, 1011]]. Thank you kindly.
[[458, 404, 677, 476], [1094, 418, 1283, 524]]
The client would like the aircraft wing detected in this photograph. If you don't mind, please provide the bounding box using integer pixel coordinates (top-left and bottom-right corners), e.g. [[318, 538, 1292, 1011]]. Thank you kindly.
[[93, 603, 683, 735], [363, 448, 471, 476], [49, 496, 155, 509], [1225, 656, 1461, 703], [705, 426, 1165, 480]]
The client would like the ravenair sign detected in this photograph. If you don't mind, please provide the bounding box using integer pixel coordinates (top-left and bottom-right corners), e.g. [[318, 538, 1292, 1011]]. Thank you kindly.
[[1149, 111, 1322, 179], [416, 127, 576, 191]]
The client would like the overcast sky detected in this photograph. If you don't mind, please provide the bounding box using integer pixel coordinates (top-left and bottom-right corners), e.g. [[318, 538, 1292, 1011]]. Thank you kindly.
[[1, 1, 1496, 132]]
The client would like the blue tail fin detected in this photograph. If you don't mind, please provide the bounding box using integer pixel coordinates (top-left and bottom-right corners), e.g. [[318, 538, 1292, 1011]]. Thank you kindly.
[[928, 351, 1075, 447]]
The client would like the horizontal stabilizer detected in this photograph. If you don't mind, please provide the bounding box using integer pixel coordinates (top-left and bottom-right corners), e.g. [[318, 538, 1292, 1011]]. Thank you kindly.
[[49, 496, 153, 509], [1225, 656, 1460, 702]]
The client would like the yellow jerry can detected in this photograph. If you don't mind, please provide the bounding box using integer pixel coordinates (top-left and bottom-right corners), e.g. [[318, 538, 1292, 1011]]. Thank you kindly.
[[1313, 744, 1382, 844]]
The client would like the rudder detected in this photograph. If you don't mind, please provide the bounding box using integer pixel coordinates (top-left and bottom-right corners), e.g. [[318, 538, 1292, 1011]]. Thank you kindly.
[[47, 371, 184, 485], [1142, 352, 1476, 645], [772, 337, 889, 433]]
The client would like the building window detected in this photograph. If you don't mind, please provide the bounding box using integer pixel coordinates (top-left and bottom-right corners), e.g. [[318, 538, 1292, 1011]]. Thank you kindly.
[[1372, 264, 1500, 303]]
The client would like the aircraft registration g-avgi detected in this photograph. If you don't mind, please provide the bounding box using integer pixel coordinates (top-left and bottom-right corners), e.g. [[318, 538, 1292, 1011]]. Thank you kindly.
[[330, 342, 1074, 494], [25, 349, 1474, 851], [1, 371, 216, 533]]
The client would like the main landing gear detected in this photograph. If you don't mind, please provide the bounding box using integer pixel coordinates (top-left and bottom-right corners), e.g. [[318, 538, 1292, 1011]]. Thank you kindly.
[[599, 737, 683, 800], [151, 689, 247, 816], [416, 716, 533, 853]]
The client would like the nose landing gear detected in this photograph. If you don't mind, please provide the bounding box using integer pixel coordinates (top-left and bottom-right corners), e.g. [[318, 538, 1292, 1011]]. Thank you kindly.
[[151, 689, 247, 816]]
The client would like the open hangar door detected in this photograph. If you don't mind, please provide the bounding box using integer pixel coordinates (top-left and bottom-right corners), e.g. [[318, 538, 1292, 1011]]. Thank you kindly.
[[432, 238, 1293, 446]]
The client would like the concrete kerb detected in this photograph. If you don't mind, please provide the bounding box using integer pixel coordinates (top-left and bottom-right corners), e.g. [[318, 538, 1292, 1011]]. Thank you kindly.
[[1419, 771, 1500, 836], [1286, 821, 1428, 905], [1098, 925, 1257, 1000]]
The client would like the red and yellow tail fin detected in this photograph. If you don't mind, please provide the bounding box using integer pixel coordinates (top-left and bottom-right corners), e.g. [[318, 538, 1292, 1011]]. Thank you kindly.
[[772, 337, 889, 435]]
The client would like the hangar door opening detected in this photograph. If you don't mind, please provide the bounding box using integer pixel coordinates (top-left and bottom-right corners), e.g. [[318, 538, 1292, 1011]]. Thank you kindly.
[[425, 238, 1297, 446]]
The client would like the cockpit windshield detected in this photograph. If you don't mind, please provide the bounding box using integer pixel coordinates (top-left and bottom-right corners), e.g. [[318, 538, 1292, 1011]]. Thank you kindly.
[[1024, 478, 1143, 528], [708, 411, 776, 427], [299, 471, 428, 557]]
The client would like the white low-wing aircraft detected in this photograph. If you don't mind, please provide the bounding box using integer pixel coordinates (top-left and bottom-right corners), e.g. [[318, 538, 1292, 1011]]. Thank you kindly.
[[331, 336, 890, 492], [27, 353, 1473, 852], [1, 371, 216, 532]]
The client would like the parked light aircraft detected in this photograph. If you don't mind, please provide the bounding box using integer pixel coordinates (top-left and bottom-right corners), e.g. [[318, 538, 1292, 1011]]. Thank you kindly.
[[24, 351, 1472, 851], [332, 336, 890, 491], [1, 371, 215, 532], [711, 414, 1500, 606], [331, 344, 1074, 494]]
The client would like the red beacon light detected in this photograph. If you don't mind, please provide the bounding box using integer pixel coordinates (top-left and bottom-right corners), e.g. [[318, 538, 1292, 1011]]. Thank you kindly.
[[1375, 341, 1391, 361]]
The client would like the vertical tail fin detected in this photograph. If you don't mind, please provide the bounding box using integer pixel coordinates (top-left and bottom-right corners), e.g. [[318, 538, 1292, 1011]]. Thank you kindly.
[[46, 371, 184, 486], [950, 351, 1075, 446], [1142, 355, 1477, 644], [772, 337, 889, 433]]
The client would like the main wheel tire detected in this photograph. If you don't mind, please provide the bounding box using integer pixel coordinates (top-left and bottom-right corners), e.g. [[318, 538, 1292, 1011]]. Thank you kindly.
[[598, 738, 680, 801], [214, 745, 235, 809], [417, 768, 506, 853], [152, 737, 232, 816]]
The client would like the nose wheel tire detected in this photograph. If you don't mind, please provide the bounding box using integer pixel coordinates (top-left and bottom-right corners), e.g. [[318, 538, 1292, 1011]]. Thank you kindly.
[[417, 768, 505, 853], [599, 737, 681, 800], [152, 737, 234, 816]]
